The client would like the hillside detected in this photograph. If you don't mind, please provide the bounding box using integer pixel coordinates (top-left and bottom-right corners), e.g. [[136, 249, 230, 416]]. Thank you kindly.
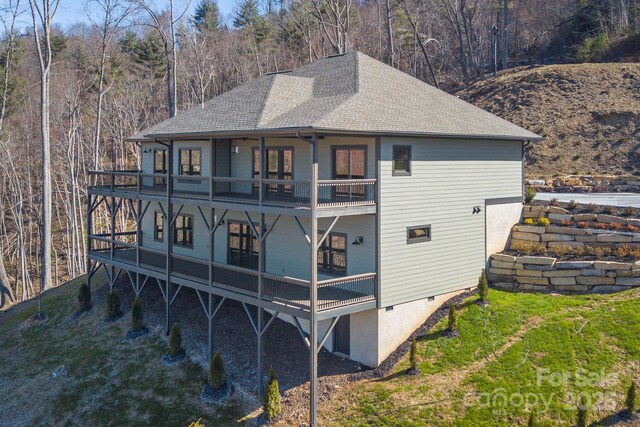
[[459, 63, 640, 178]]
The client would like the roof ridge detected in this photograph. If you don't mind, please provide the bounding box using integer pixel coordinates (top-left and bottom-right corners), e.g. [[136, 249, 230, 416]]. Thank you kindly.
[[255, 74, 278, 127]]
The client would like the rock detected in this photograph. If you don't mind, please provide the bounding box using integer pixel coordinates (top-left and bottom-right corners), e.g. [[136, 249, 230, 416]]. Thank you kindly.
[[591, 285, 629, 293], [487, 274, 516, 283], [491, 260, 516, 269], [541, 234, 575, 242], [543, 270, 581, 277], [516, 268, 543, 277], [523, 264, 556, 271], [548, 206, 570, 214], [556, 261, 593, 269], [598, 214, 626, 225], [517, 256, 556, 265], [574, 214, 597, 222], [576, 276, 615, 285], [530, 205, 549, 212], [580, 268, 606, 277], [517, 283, 550, 291], [554, 284, 590, 292], [548, 241, 584, 249], [52, 366, 66, 378], [615, 277, 640, 286], [527, 179, 546, 185], [575, 235, 598, 242], [491, 254, 517, 263], [489, 267, 516, 276], [548, 213, 573, 222], [546, 226, 588, 236], [596, 234, 633, 243], [515, 225, 546, 234], [593, 261, 631, 270], [633, 261, 640, 271], [550, 277, 577, 286], [512, 231, 541, 242], [492, 282, 516, 290], [517, 276, 550, 285]]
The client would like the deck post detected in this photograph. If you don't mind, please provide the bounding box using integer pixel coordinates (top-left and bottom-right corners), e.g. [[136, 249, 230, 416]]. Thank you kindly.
[[257, 305, 264, 396], [208, 293, 214, 362], [165, 140, 174, 335], [309, 134, 319, 427], [257, 136, 266, 396], [208, 203, 215, 362], [110, 195, 116, 290], [86, 193, 92, 291]]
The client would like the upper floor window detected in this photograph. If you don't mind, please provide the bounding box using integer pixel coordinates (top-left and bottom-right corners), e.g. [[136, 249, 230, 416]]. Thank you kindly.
[[154, 212, 164, 241], [174, 214, 194, 247], [393, 145, 411, 176], [317, 232, 346, 275], [154, 149, 167, 174], [179, 148, 201, 176], [407, 225, 431, 244]]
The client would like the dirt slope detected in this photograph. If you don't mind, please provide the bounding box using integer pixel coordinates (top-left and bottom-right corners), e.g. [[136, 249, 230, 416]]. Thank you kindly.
[[459, 63, 640, 178]]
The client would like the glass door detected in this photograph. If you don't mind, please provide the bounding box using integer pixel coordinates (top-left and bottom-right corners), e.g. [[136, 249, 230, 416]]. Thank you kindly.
[[332, 147, 366, 199], [228, 221, 259, 270], [253, 147, 294, 197], [153, 149, 167, 187]]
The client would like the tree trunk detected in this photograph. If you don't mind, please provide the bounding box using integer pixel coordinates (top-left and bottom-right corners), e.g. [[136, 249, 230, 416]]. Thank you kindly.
[[385, 0, 395, 65]]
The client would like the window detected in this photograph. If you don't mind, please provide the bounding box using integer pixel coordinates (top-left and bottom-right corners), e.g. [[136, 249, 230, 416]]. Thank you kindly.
[[174, 214, 194, 247], [154, 212, 164, 241], [153, 149, 168, 186], [179, 148, 201, 176], [407, 225, 431, 244], [317, 232, 346, 275], [228, 221, 259, 269], [393, 145, 411, 176]]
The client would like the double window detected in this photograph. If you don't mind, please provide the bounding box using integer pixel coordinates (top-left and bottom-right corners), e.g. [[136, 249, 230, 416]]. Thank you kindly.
[[392, 145, 411, 176], [317, 232, 346, 275], [153, 212, 164, 241], [174, 214, 194, 247], [179, 148, 201, 176]]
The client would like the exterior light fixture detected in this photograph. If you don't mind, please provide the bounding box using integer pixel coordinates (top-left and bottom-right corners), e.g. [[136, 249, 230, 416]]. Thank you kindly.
[[352, 236, 363, 245], [232, 145, 239, 154]]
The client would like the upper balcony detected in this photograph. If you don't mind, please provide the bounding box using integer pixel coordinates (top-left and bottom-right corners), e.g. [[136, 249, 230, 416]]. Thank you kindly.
[[88, 170, 377, 216]]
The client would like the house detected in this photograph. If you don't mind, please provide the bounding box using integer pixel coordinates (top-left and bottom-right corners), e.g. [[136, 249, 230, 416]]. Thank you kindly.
[[86, 51, 540, 424]]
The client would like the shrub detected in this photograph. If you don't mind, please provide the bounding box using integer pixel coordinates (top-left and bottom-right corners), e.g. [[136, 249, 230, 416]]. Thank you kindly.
[[105, 289, 121, 319], [559, 220, 573, 227], [409, 339, 418, 371], [263, 367, 281, 420], [603, 205, 616, 215], [577, 406, 588, 427], [208, 352, 225, 389], [623, 206, 637, 217], [586, 203, 598, 213], [167, 323, 183, 356], [447, 304, 458, 333], [567, 200, 578, 210], [631, 248, 640, 260], [626, 224, 640, 233], [584, 246, 595, 256], [576, 32, 609, 61], [523, 218, 535, 226], [627, 381, 637, 414], [553, 244, 573, 257], [477, 269, 489, 303], [593, 222, 608, 230], [527, 411, 537, 427], [131, 297, 144, 332], [616, 245, 631, 258], [78, 282, 91, 311], [188, 419, 205, 427], [602, 247, 613, 257], [610, 223, 623, 231], [549, 198, 559, 206], [574, 246, 586, 257], [576, 221, 589, 229], [524, 187, 537, 203], [537, 217, 550, 227]]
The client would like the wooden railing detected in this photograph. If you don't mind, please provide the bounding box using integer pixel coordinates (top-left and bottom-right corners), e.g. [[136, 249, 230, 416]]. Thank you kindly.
[[88, 170, 376, 209]]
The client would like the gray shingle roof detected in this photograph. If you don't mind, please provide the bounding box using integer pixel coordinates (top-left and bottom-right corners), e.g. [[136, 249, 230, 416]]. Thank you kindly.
[[130, 52, 540, 141]]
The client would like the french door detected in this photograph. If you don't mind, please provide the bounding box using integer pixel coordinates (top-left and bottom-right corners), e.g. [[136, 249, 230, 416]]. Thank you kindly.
[[228, 221, 259, 270], [153, 149, 167, 186], [332, 147, 366, 199], [253, 147, 293, 196]]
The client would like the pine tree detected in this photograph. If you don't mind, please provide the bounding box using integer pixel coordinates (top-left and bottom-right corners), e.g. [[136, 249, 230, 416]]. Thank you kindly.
[[105, 289, 121, 319], [263, 367, 281, 420], [131, 297, 144, 331], [409, 338, 418, 371], [448, 303, 458, 333], [627, 381, 637, 414], [78, 282, 91, 310], [208, 351, 225, 388], [194, 0, 221, 33], [168, 323, 183, 356], [477, 269, 489, 304]]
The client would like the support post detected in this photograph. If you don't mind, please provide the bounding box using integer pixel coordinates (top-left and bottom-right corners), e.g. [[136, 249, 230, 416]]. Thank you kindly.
[[309, 134, 319, 427], [208, 293, 214, 362], [86, 193, 93, 291], [257, 306, 264, 396], [165, 140, 174, 335]]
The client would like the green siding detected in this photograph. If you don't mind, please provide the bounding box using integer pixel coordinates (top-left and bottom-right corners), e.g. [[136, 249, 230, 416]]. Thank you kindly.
[[379, 136, 523, 307]]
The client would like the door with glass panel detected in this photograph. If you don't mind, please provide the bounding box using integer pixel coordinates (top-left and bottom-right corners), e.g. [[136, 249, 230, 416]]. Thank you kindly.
[[332, 147, 366, 201], [153, 149, 167, 188], [228, 221, 259, 270], [253, 147, 293, 200]]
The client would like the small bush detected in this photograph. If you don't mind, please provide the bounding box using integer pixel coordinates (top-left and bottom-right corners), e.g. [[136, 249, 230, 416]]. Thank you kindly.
[[524, 187, 537, 203], [602, 247, 613, 257], [576, 221, 589, 229], [623, 206, 637, 217], [616, 245, 631, 258], [631, 248, 640, 260], [567, 200, 578, 210], [131, 297, 144, 332], [625, 224, 640, 233], [78, 282, 91, 310], [587, 203, 598, 213], [627, 381, 637, 414], [603, 205, 616, 215], [448, 304, 458, 333], [208, 352, 225, 389], [409, 338, 418, 371], [549, 198, 559, 206], [168, 323, 183, 356], [593, 222, 608, 230], [537, 217, 550, 227], [559, 220, 573, 226], [576, 32, 609, 61], [575, 246, 586, 257], [584, 246, 595, 256], [577, 406, 588, 427], [523, 218, 535, 226], [188, 419, 205, 427], [553, 244, 573, 257], [610, 223, 623, 231], [105, 289, 121, 319], [477, 269, 489, 303], [263, 367, 281, 420]]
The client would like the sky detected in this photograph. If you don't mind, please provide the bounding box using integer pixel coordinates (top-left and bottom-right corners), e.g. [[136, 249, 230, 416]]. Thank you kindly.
[[15, 0, 237, 31]]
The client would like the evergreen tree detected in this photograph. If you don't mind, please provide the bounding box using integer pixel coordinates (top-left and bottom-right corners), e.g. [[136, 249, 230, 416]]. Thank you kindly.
[[477, 269, 489, 304], [409, 338, 418, 371], [105, 289, 121, 319], [168, 323, 183, 356], [131, 297, 144, 331], [208, 351, 225, 388], [194, 0, 221, 33], [263, 367, 281, 420], [78, 282, 91, 310], [448, 303, 458, 333], [627, 381, 637, 414]]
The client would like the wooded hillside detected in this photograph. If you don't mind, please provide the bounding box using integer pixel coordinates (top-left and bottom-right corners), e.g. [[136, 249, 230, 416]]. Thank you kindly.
[[0, 0, 638, 307]]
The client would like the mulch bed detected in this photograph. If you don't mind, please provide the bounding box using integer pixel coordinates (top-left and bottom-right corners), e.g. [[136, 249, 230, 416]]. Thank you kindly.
[[200, 382, 232, 404], [124, 327, 149, 341], [162, 350, 187, 366]]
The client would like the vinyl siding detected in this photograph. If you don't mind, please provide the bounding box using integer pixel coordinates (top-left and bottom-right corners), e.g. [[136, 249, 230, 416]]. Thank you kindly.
[[379, 136, 523, 307]]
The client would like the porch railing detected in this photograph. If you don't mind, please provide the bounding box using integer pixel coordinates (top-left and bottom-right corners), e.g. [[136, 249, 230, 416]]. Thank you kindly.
[[89, 170, 376, 209]]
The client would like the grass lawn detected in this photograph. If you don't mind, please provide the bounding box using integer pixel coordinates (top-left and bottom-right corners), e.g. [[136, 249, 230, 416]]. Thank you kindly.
[[319, 289, 640, 427], [0, 275, 244, 427]]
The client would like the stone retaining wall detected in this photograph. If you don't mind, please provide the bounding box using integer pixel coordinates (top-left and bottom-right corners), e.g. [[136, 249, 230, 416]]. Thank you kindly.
[[488, 254, 640, 293], [510, 223, 640, 251], [526, 175, 640, 193]]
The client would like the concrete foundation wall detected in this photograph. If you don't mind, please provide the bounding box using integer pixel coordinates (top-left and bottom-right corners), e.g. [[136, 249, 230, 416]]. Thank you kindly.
[[486, 202, 522, 259]]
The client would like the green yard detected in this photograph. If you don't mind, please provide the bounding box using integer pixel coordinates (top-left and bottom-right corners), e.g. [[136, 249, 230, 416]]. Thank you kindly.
[[319, 289, 640, 426]]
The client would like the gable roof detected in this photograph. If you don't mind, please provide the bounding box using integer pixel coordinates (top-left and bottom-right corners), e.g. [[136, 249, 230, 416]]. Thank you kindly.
[[130, 52, 540, 141]]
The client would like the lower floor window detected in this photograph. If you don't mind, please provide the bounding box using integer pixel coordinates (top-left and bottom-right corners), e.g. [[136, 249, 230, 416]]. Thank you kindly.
[[317, 232, 346, 275], [174, 214, 194, 247]]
